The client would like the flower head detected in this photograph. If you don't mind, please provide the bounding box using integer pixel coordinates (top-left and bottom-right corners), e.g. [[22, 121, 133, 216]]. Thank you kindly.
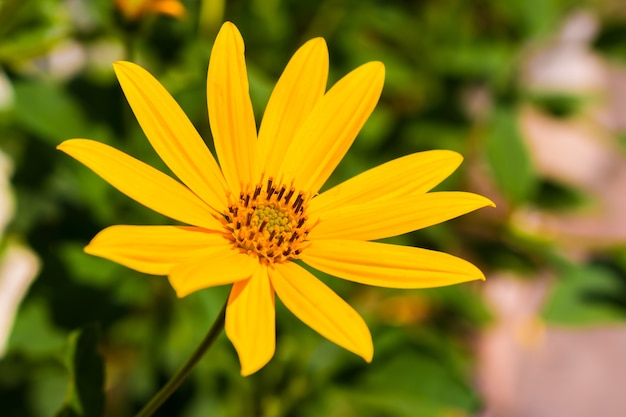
[[58, 22, 494, 376], [115, 0, 186, 21]]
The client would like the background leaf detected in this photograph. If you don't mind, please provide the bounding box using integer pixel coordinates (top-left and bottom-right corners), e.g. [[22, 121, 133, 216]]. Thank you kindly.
[[485, 108, 537, 205], [54, 324, 105, 417]]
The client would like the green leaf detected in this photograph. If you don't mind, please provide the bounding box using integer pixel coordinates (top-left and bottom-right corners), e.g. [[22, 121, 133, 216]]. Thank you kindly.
[[55, 324, 106, 417], [13, 80, 91, 146], [8, 299, 66, 357], [485, 108, 536, 205], [0, 27, 65, 62], [332, 351, 480, 417], [542, 263, 626, 326]]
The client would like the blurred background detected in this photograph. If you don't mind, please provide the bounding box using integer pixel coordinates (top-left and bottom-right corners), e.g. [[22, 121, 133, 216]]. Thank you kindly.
[[2, 0, 626, 416]]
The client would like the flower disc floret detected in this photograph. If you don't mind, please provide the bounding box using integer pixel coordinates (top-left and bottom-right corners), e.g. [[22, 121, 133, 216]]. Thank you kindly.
[[223, 178, 311, 264]]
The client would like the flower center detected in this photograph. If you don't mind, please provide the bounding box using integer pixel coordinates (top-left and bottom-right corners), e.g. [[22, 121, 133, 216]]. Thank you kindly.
[[223, 178, 311, 265]]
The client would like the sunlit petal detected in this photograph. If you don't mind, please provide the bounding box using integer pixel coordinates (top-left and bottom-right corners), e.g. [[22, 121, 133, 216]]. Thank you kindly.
[[58, 139, 221, 230], [169, 250, 259, 298], [207, 22, 257, 194], [257, 38, 328, 179], [114, 61, 228, 211], [277, 61, 385, 194], [310, 150, 463, 215], [301, 240, 485, 288], [85, 225, 229, 275], [226, 267, 275, 376], [270, 262, 372, 362], [309, 192, 494, 241]]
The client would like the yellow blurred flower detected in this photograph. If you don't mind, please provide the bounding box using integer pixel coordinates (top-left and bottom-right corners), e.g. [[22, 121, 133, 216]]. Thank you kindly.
[[58, 22, 493, 375], [115, 0, 185, 21]]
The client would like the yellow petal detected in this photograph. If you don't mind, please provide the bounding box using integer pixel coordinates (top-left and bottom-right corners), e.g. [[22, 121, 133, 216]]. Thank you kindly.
[[207, 22, 257, 194], [85, 225, 229, 275], [58, 139, 221, 230], [169, 249, 259, 298], [309, 191, 494, 241], [151, 0, 186, 18], [226, 267, 275, 376], [309, 150, 463, 215], [277, 61, 385, 194], [270, 262, 373, 362], [113, 61, 228, 212], [257, 38, 328, 179], [301, 240, 485, 288]]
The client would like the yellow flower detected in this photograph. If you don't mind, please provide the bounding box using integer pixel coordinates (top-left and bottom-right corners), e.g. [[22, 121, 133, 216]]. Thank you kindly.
[[115, 0, 186, 21], [58, 22, 493, 376]]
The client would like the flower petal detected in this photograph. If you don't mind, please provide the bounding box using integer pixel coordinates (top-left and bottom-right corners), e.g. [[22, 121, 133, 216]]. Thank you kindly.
[[85, 225, 229, 275], [301, 240, 485, 288], [226, 267, 275, 376], [151, 0, 186, 18], [58, 139, 221, 230], [309, 191, 494, 241], [309, 150, 463, 215], [270, 262, 373, 362], [277, 61, 385, 194], [207, 22, 257, 194], [169, 249, 259, 298], [114, 61, 228, 211], [257, 38, 328, 179]]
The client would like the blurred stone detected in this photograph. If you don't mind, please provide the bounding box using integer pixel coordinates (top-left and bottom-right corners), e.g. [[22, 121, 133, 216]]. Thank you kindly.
[[517, 106, 626, 247], [31, 40, 87, 80], [595, 65, 626, 132], [522, 11, 606, 94], [477, 275, 626, 417], [0, 243, 40, 357], [512, 6, 626, 248], [0, 150, 39, 357]]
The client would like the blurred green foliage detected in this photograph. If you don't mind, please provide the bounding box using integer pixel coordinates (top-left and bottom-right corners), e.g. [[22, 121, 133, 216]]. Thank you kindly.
[[2, 0, 626, 416]]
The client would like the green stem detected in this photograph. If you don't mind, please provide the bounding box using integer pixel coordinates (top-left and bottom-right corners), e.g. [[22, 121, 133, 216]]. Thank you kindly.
[[135, 300, 228, 417]]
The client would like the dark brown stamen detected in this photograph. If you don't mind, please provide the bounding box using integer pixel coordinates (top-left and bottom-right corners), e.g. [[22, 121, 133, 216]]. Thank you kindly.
[[292, 193, 303, 209], [277, 186, 286, 200], [253, 184, 262, 200], [284, 188, 295, 204]]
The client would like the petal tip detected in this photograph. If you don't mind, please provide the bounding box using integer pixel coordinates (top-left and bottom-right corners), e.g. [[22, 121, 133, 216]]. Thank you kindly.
[[218, 21, 242, 40], [483, 196, 497, 208], [309, 37, 327, 48], [239, 362, 262, 377], [470, 265, 487, 282], [367, 61, 385, 77], [83, 243, 96, 255], [112, 61, 132, 72], [167, 277, 193, 298], [56, 139, 86, 154], [362, 347, 374, 363], [472, 193, 497, 209], [446, 150, 464, 165]]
